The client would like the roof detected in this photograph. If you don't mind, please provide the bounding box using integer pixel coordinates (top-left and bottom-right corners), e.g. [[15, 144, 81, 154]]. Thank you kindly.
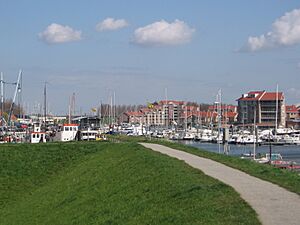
[[208, 105, 237, 110], [159, 100, 185, 105], [286, 105, 299, 113], [237, 91, 264, 101], [260, 92, 284, 101], [180, 111, 217, 118], [224, 112, 238, 118], [237, 91, 284, 101]]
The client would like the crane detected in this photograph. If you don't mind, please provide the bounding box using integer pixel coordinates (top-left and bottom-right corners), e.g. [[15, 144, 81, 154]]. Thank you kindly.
[[7, 70, 22, 127]]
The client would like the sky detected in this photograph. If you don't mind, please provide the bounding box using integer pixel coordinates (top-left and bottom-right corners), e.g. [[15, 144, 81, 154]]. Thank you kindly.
[[1, 0, 300, 114]]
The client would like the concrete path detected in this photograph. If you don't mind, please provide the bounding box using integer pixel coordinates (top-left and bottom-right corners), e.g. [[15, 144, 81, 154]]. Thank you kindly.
[[140, 143, 300, 225]]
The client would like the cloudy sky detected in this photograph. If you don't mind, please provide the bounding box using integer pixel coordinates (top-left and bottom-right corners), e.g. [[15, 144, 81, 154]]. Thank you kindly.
[[1, 0, 300, 114]]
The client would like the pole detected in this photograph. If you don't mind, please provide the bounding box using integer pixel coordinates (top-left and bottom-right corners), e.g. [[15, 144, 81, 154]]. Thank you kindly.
[[8, 70, 22, 126], [218, 89, 222, 154], [165, 87, 168, 129], [253, 107, 256, 160], [269, 132, 272, 164], [275, 84, 279, 135], [0, 72, 4, 125], [44, 82, 47, 128]]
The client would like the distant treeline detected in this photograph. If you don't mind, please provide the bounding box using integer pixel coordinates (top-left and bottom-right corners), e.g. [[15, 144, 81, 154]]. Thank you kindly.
[[96, 102, 212, 118], [0, 99, 24, 117]]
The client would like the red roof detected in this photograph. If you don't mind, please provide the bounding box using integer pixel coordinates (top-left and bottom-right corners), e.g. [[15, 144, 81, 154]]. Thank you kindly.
[[180, 111, 217, 118], [260, 92, 284, 101], [237, 91, 284, 101], [159, 100, 185, 105], [63, 124, 79, 127], [208, 105, 237, 111], [140, 108, 151, 113], [224, 112, 238, 118], [286, 105, 298, 113]]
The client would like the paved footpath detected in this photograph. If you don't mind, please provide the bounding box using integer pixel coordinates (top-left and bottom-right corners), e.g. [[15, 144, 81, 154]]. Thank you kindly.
[[140, 143, 300, 225]]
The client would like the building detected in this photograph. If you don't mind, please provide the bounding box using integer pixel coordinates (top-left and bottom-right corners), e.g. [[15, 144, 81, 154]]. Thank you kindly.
[[123, 111, 145, 124], [285, 105, 300, 128], [237, 91, 286, 128]]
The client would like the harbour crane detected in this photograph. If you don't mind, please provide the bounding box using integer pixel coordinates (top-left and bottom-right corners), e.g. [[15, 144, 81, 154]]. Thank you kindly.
[[7, 70, 22, 126]]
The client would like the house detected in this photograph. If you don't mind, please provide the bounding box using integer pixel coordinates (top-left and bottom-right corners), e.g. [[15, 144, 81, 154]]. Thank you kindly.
[[123, 111, 145, 124]]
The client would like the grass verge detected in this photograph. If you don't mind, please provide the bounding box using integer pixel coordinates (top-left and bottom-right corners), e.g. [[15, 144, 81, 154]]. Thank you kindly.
[[112, 135, 300, 195], [0, 141, 260, 225]]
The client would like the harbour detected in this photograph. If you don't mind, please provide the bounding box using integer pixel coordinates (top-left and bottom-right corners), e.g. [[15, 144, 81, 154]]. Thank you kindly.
[[179, 140, 300, 164]]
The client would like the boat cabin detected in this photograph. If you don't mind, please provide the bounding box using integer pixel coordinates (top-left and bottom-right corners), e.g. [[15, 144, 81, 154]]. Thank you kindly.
[[80, 129, 98, 141], [30, 124, 46, 143], [55, 124, 79, 142]]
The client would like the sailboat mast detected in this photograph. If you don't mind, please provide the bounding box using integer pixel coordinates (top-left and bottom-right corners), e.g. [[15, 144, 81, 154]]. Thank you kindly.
[[275, 84, 279, 134], [0, 72, 4, 125], [44, 82, 47, 127], [165, 87, 168, 129], [253, 107, 256, 160]]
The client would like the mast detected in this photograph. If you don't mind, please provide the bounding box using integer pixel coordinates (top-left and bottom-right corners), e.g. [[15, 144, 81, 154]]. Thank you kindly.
[[275, 84, 279, 134], [113, 91, 116, 125], [185, 102, 187, 131], [165, 87, 168, 129], [217, 89, 222, 154], [8, 70, 22, 126], [44, 82, 47, 127], [253, 106, 256, 159], [0, 72, 4, 125], [68, 96, 71, 124]]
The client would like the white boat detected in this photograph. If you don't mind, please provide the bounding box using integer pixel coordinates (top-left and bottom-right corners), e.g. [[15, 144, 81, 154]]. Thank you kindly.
[[290, 134, 300, 145], [255, 153, 283, 164], [54, 124, 79, 142], [80, 129, 98, 141], [182, 132, 195, 140], [30, 123, 46, 143]]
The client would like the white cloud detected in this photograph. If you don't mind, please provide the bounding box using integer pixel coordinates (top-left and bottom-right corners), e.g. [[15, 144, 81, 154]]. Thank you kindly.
[[39, 23, 82, 44], [96, 18, 128, 31], [287, 87, 300, 98], [133, 19, 195, 46], [242, 8, 300, 52]]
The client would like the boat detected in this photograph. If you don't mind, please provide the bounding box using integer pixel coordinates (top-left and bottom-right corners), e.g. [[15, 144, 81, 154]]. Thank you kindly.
[[54, 124, 79, 142], [80, 129, 98, 141], [30, 123, 47, 143]]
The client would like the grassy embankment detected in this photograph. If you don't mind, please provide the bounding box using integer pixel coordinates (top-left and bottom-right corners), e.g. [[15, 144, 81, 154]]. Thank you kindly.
[[0, 141, 260, 225], [113, 135, 300, 195]]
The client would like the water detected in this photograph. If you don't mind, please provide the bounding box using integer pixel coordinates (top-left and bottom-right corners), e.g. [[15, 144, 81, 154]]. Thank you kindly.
[[179, 141, 300, 164]]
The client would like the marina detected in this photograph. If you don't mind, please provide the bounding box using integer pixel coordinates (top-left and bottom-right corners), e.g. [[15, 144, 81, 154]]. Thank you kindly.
[[180, 140, 300, 164]]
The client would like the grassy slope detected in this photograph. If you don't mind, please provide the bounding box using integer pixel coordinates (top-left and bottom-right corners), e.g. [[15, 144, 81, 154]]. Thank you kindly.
[[113, 135, 300, 195], [0, 142, 260, 225]]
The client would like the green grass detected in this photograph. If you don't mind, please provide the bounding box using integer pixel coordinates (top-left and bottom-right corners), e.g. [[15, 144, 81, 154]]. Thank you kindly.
[[0, 141, 260, 225], [112, 135, 300, 195]]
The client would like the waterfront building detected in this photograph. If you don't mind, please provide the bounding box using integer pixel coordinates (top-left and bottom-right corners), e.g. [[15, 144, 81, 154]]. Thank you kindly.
[[285, 105, 300, 128], [237, 91, 286, 128], [123, 111, 145, 124]]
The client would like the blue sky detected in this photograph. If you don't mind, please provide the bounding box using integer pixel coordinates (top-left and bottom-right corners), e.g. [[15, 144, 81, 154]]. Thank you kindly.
[[1, 0, 300, 114]]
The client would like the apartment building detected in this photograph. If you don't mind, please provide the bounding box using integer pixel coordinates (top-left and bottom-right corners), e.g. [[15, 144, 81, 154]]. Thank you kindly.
[[237, 91, 286, 128]]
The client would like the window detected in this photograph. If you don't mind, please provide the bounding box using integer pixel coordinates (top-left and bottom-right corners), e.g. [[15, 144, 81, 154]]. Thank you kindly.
[[37, 134, 40, 138], [65, 127, 69, 131], [33, 134, 36, 138]]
